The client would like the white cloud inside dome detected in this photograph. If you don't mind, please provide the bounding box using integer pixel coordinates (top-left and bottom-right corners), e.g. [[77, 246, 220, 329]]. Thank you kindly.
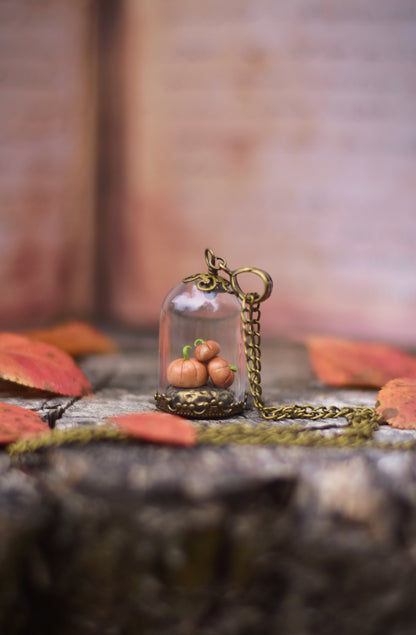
[[172, 285, 219, 312]]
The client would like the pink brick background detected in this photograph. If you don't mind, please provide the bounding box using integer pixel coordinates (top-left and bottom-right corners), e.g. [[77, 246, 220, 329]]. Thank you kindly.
[[106, 0, 416, 345], [1, 0, 416, 347], [0, 0, 96, 327]]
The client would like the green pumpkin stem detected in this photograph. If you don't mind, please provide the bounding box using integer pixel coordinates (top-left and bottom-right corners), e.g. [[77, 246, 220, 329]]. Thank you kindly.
[[194, 338, 206, 346], [229, 365, 237, 372], [182, 345, 192, 360]]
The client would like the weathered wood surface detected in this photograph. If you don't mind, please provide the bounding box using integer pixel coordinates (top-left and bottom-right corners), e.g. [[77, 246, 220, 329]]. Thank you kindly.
[[1, 333, 416, 634]]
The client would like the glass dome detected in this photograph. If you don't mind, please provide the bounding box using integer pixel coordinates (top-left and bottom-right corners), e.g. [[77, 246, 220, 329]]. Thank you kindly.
[[155, 279, 246, 418]]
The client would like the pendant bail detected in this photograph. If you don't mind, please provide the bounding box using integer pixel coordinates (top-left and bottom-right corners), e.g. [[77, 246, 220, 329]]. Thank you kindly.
[[230, 267, 273, 304]]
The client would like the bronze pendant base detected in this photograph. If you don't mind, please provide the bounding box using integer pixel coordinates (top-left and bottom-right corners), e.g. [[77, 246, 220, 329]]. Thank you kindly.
[[155, 386, 246, 419]]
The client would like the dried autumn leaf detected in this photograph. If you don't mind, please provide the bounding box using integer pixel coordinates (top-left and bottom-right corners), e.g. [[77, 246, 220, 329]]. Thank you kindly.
[[375, 378, 416, 429], [26, 320, 117, 357], [0, 333, 92, 396], [307, 335, 416, 388], [0, 402, 49, 444], [106, 411, 197, 447]]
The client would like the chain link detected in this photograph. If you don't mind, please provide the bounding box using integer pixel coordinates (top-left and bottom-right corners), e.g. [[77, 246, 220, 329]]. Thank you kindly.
[[241, 297, 264, 412]]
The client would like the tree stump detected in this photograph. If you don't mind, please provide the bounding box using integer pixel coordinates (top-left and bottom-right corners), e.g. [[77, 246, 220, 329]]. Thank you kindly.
[[0, 334, 416, 634]]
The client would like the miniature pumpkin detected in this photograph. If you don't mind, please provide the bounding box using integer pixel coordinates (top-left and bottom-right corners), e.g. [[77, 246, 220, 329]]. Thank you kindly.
[[167, 345, 208, 388], [194, 338, 221, 362], [207, 356, 236, 388]]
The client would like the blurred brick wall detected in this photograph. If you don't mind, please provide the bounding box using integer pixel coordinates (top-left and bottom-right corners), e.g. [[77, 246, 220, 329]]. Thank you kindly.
[[1, 0, 416, 345], [0, 0, 96, 327], [103, 0, 416, 345]]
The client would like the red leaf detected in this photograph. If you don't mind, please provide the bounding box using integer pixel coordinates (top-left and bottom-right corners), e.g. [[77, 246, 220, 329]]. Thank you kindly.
[[307, 335, 416, 388], [26, 320, 117, 357], [0, 402, 49, 444], [0, 333, 92, 396], [376, 378, 416, 429], [106, 411, 197, 447]]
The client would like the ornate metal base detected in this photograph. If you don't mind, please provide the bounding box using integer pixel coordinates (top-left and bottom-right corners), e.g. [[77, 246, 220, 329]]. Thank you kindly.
[[155, 386, 246, 419]]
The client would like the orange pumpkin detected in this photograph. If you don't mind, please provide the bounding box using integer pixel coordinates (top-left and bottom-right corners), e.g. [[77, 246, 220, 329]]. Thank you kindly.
[[207, 356, 236, 388], [194, 338, 221, 362], [167, 345, 208, 388]]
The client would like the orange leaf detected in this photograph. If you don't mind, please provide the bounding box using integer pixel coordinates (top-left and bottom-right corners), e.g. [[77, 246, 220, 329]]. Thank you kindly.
[[307, 335, 416, 388], [106, 411, 197, 447], [0, 333, 92, 396], [376, 378, 416, 429], [26, 320, 117, 357], [0, 402, 49, 444]]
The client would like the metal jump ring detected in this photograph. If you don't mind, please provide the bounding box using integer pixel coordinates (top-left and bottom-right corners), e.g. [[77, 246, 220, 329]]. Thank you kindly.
[[231, 267, 273, 303]]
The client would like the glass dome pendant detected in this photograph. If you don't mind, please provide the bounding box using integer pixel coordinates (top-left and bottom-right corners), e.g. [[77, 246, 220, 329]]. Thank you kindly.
[[155, 249, 273, 419]]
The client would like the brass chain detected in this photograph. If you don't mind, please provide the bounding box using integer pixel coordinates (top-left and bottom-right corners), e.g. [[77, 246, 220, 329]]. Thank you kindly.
[[202, 249, 382, 439], [240, 294, 380, 428]]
